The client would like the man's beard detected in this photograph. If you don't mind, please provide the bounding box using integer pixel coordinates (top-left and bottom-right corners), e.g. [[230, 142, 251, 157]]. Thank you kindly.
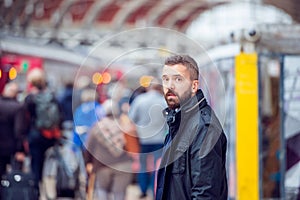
[[179, 89, 193, 106], [165, 89, 192, 110]]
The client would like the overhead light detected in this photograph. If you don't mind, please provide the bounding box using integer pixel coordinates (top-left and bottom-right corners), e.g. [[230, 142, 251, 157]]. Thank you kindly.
[[8, 66, 17, 80], [139, 75, 153, 88]]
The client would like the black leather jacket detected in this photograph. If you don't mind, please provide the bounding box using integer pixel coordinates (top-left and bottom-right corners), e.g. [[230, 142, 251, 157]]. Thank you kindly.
[[156, 90, 228, 200]]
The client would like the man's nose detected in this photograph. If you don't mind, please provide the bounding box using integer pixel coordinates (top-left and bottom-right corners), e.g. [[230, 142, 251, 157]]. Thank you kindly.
[[166, 80, 175, 90]]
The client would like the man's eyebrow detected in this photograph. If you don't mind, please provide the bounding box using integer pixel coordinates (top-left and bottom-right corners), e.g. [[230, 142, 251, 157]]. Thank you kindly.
[[162, 74, 182, 77]]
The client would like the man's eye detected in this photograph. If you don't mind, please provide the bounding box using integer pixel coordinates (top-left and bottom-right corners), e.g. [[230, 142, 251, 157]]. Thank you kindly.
[[162, 77, 169, 82], [175, 77, 182, 82]]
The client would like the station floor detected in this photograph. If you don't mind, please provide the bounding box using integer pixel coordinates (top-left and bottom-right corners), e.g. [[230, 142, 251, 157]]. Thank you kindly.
[[125, 184, 153, 200], [39, 184, 153, 200]]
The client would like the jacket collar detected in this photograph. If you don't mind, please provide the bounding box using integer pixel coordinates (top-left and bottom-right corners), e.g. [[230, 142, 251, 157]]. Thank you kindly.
[[181, 89, 206, 114], [163, 89, 207, 124]]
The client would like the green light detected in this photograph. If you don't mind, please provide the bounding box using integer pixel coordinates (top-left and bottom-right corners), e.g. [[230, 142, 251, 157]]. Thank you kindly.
[[22, 60, 29, 72]]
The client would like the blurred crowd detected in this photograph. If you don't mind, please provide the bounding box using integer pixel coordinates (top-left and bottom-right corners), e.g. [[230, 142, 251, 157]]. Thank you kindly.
[[0, 68, 168, 200]]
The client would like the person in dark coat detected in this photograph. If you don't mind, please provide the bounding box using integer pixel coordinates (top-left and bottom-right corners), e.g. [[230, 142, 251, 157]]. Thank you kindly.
[[0, 82, 27, 199], [155, 55, 228, 200], [24, 69, 61, 193], [57, 81, 74, 123]]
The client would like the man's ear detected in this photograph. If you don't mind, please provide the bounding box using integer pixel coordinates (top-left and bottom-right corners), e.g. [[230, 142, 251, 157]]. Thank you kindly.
[[192, 80, 199, 93]]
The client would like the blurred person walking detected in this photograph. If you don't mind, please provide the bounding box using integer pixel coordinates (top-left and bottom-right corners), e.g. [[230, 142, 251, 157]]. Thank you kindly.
[[57, 81, 75, 124], [155, 55, 228, 200], [73, 87, 105, 150], [42, 130, 87, 200], [57, 81, 80, 143], [84, 99, 133, 200], [24, 68, 62, 194], [129, 80, 168, 199], [119, 97, 140, 175], [0, 82, 28, 199]]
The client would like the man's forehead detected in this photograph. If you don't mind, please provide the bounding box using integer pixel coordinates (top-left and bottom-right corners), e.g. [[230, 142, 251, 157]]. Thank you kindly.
[[162, 64, 187, 76]]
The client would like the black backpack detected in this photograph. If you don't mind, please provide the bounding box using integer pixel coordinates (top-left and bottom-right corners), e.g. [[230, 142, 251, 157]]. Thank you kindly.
[[34, 91, 60, 129]]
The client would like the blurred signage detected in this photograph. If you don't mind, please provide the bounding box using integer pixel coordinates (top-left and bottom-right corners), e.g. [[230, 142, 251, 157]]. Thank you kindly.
[[0, 54, 43, 93], [1, 54, 43, 73]]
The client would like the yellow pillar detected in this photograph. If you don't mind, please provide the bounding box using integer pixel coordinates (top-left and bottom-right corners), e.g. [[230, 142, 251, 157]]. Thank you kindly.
[[235, 52, 259, 200]]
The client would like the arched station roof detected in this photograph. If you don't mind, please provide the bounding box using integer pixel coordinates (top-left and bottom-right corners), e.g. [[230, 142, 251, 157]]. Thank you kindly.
[[1, 0, 298, 34], [1, 0, 300, 65]]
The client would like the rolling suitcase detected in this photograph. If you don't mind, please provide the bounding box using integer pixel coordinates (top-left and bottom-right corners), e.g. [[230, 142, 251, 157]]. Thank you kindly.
[[1, 160, 38, 200]]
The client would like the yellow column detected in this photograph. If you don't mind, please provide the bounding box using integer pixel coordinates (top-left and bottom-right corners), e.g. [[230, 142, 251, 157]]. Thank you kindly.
[[235, 52, 259, 200]]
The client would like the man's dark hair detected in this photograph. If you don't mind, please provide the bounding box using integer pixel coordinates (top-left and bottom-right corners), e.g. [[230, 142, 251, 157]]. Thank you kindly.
[[164, 54, 199, 80]]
